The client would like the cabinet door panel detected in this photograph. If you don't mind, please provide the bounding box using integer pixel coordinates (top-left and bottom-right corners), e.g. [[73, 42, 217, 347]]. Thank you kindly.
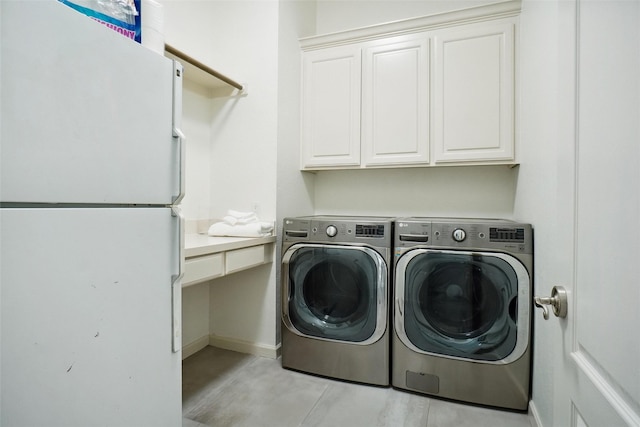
[[301, 46, 362, 168], [362, 36, 430, 167], [433, 20, 515, 163]]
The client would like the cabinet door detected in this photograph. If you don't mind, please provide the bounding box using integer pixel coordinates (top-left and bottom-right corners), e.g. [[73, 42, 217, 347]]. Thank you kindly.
[[301, 45, 362, 169], [433, 19, 515, 164], [362, 35, 430, 167]]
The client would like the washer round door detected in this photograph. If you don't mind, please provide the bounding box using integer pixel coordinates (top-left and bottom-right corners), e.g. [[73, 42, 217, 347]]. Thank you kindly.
[[395, 249, 531, 363], [282, 244, 388, 345]]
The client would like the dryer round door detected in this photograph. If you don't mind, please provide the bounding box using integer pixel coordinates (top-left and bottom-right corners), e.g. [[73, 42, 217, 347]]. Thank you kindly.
[[282, 244, 388, 345], [395, 249, 531, 363]]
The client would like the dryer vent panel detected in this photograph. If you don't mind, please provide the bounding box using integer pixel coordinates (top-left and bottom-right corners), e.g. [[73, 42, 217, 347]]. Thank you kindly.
[[406, 371, 439, 393]]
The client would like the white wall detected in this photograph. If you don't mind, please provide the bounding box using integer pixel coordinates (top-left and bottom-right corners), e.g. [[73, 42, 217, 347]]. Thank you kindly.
[[203, 0, 280, 354], [513, 4, 554, 423], [275, 0, 317, 344], [315, 0, 505, 34], [313, 166, 518, 218], [206, 1, 278, 223], [180, 80, 214, 221], [207, 264, 276, 357], [181, 282, 211, 354], [164, 0, 279, 223], [513, 2, 557, 422], [163, 0, 280, 221]]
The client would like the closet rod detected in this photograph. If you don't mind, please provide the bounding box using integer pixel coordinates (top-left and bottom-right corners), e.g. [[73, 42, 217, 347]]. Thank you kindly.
[[165, 44, 244, 91]]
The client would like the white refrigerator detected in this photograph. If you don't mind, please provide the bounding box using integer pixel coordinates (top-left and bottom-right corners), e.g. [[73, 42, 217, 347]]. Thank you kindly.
[[1, 1, 184, 426]]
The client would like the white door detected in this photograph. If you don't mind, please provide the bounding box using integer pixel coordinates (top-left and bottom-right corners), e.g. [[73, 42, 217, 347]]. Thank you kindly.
[[550, 1, 640, 425], [0, 207, 182, 427], [0, 1, 181, 205]]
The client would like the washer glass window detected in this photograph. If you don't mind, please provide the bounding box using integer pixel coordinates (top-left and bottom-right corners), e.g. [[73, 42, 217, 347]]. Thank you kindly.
[[403, 252, 519, 361], [286, 246, 383, 342]]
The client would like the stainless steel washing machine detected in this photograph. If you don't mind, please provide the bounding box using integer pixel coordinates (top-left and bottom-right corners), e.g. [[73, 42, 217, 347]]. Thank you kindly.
[[392, 218, 533, 410], [281, 216, 393, 386]]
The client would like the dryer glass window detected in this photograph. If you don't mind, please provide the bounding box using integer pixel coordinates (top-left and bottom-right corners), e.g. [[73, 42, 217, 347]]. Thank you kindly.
[[287, 246, 382, 342], [403, 252, 518, 361]]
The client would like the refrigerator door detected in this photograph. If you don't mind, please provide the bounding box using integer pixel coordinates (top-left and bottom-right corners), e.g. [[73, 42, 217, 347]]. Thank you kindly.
[[0, 207, 182, 427], [0, 1, 182, 205]]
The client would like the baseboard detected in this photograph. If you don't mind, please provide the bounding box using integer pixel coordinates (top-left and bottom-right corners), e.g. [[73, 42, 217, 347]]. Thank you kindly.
[[529, 400, 542, 427], [181, 335, 210, 360], [208, 334, 281, 359]]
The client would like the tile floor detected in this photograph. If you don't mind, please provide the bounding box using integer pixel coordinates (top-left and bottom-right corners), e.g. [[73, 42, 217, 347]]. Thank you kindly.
[[182, 346, 537, 427]]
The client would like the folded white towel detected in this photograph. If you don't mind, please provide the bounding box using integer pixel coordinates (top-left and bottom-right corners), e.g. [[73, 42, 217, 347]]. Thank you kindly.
[[223, 215, 239, 226], [208, 221, 274, 238], [227, 209, 256, 219], [224, 213, 258, 225]]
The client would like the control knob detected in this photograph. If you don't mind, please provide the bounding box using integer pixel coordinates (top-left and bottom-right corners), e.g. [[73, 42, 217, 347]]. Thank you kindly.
[[452, 228, 466, 242], [326, 225, 338, 237]]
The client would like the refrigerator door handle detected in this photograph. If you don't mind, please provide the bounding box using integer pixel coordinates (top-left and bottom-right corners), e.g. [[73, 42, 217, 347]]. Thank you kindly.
[[171, 206, 185, 353], [172, 126, 186, 205], [172, 60, 186, 205]]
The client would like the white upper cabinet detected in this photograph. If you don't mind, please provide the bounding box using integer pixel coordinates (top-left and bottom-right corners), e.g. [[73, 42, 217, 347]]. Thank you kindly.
[[301, 45, 362, 168], [362, 35, 430, 167], [433, 20, 515, 164], [299, 0, 520, 170]]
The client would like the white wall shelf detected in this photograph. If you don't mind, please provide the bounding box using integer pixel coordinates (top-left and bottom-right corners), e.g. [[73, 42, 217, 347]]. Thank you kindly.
[[164, 44, 245, 95]]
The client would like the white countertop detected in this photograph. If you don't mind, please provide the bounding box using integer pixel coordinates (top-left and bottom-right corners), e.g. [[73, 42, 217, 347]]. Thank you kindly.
[[185, 233, 277, 258]]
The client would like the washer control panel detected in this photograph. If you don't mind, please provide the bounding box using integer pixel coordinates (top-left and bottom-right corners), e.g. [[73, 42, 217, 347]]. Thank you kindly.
[[395, 218, 532, 254], [283, 216, 392, 245]]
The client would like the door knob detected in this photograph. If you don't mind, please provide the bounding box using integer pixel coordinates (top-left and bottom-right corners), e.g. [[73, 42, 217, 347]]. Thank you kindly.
[[534, 286, 568, 320]]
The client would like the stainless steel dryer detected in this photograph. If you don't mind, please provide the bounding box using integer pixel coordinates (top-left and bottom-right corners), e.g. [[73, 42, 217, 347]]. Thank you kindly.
[[281, 216, 393, 386], [392, 218, 533, 410]]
